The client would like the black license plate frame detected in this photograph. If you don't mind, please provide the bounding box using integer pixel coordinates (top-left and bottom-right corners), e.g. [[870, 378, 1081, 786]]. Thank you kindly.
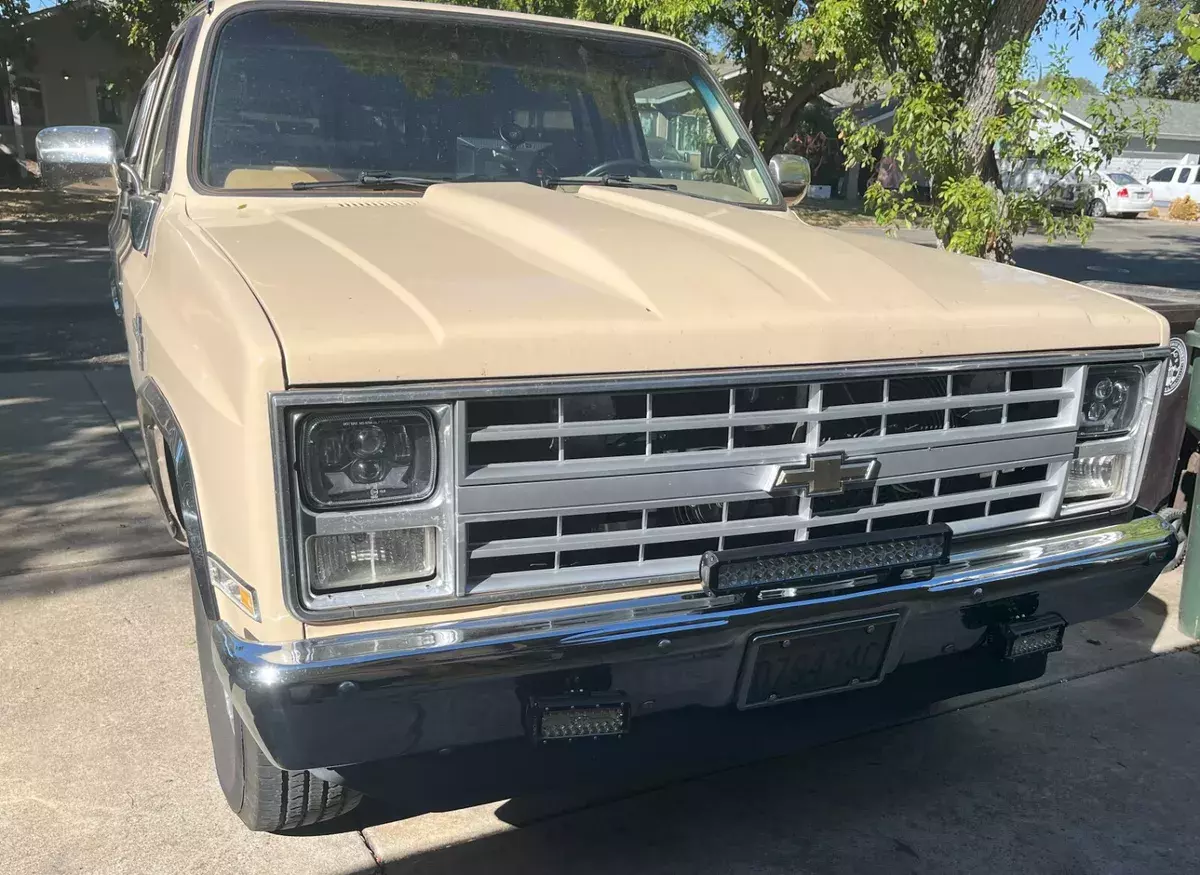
[[736, 614, 900, 709]]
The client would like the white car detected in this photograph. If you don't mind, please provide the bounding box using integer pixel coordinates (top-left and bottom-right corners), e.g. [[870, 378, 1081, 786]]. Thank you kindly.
[[1079, 172, 1155, 218], [1147, 164, 1200, 207]]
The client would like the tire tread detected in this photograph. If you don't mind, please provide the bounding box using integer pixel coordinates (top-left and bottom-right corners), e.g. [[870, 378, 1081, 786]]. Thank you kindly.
[[237, 730, 362, 832]]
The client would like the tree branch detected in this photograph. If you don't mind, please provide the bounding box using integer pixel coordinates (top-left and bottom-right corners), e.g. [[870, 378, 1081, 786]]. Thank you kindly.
[[760, 67, 839, 155]]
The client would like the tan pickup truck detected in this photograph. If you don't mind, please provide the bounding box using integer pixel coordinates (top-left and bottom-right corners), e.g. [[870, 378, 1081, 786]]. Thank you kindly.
[[38, 0, 1177, 833]]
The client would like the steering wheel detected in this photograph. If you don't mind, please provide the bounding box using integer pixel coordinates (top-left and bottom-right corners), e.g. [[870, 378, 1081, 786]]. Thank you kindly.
[[583, 158, 662, 178]]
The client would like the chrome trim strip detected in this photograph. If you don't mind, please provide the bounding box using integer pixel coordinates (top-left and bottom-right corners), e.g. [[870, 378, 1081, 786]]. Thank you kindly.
[[455, 437, 1076, 513], [139, 378, 218, 619], [281, 348, 1167, 398], [229, 514, 1175, 669]]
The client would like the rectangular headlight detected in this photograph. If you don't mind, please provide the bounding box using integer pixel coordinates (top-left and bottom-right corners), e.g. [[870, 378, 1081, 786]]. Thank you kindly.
[[300, 408, 435, 508], [307, 528, 437, 592], [1078, 365, 1144, 438], [1064, 453, 1127, 501]]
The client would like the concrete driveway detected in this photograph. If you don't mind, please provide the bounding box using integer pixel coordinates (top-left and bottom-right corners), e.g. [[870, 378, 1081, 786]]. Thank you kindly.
[[3, 209, 1200, 874]]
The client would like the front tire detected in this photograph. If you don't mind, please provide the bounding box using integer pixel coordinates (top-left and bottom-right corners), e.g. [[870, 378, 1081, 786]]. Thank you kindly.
[[229, 727, 362, 832], [1088, 198, 1108, 218], [192, 581, 362, 831]]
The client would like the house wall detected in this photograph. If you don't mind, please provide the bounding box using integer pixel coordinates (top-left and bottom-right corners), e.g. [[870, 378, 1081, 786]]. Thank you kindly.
[[1, 9, 141, 162], [1106, 138, 1200, 181], [1001, 112, 1091, 193], [1003, 115, 1200, 192]]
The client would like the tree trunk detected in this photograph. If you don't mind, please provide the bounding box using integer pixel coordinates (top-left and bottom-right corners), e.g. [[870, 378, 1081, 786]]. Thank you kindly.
[[739, 38, 770, 143], [959, 0, 1048, 175], [939, 0, 1048, 261]]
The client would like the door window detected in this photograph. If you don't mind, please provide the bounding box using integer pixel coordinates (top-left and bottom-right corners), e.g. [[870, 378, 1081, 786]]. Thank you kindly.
[[1150, 167, 1175, 182], [145, 58, 183, 191], [123, 69, 161, 162], [1179, 168, 1193, 184]]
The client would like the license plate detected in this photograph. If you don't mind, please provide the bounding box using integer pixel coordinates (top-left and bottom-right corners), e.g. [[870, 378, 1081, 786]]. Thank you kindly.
[[737, 615, 898, 709]]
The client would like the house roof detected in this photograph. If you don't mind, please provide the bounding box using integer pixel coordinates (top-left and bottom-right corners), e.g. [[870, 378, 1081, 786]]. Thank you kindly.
[[1059, 96, 1200, 141], [673, 64, 885, 113], [820, 82, 889, 108], [636, 61, 741, 106]]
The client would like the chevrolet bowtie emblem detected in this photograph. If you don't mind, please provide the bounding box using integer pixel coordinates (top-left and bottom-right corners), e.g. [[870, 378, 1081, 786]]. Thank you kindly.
[[771, 453, 879, 497]]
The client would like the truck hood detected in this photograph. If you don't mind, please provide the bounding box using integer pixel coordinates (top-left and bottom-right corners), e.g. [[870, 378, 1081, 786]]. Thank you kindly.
[[187, 183, 1166, 386]]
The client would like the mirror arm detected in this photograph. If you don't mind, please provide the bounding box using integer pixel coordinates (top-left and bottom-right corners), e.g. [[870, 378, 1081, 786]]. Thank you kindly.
[[119, 160, 143, 199]]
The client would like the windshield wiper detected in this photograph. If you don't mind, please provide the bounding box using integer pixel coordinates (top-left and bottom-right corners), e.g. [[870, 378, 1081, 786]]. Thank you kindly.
[[542, 174, 678, 192], [292, 172, 437, 191]]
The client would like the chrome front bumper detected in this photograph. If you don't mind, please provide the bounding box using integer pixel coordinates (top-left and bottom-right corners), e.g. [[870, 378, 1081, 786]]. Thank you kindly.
[[212, 512, 1175, 770]]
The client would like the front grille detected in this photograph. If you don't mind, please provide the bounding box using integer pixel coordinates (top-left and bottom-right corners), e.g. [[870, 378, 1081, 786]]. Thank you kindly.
[[456, 366, 1081, 596]]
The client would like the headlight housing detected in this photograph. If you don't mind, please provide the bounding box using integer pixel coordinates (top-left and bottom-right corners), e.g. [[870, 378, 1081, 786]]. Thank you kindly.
[[286, 403, 455, 615], [300, 409, 435, 508], [1078, 365, 1143, 438], [1061, 360, 1164, 515]]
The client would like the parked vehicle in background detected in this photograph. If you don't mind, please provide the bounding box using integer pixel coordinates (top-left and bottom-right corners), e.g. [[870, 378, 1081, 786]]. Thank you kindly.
[[37, 0, 1176, 837], [1147, 164, 1200, 206], [1052, 171, 1153, 218]]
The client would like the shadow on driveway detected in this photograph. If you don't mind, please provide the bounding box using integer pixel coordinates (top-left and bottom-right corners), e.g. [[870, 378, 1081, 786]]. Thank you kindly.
[[0, 221, 125, 370], [0, 371, 178, 586]]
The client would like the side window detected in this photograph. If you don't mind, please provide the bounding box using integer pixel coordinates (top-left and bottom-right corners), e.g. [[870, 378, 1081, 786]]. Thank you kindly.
[[1180, 168, 1193, 184], [144, 57, 183, 192], [1151, 167, 1175, 182], [123, 74, 158, 161]]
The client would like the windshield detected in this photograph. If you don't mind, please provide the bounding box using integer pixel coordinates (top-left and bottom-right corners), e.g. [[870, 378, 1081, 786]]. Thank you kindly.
[[198, 10, 779, 206]]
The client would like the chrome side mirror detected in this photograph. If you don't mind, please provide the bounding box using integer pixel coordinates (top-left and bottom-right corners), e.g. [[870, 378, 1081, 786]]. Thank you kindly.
[[769, 154, 812, 201], [36, 126, 135, 196]]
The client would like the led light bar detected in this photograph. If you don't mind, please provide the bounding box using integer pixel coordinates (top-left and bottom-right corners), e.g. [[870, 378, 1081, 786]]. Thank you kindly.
[[528, 696, 630, 743], [700, 524, 952, 594], [995, 614, 1066, 661]]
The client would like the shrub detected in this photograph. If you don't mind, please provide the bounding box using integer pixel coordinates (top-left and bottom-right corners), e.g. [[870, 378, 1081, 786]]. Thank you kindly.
[[1168, 196, 1200, 222], [1147, 205, 1160, 218]]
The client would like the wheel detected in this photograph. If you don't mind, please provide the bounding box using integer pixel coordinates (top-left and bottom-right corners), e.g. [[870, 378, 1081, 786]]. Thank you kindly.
[[1088, 198, 1107, 218], [191, 580, 362, 831]]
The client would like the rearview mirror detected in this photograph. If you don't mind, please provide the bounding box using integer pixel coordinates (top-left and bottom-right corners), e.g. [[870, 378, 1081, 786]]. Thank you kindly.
[[769, 154, 812, 201], [36, 126, 125, 195]]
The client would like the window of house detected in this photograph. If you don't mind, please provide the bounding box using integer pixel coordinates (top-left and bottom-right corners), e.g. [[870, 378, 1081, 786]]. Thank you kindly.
[[4, 77, 46, 128], [96, 79, 122, 124]]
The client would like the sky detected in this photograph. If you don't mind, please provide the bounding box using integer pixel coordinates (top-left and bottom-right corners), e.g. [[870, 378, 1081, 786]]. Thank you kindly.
[[1028, 3, 1112, 86]]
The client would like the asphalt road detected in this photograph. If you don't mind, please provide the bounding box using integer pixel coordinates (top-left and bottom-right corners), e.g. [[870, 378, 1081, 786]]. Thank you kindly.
[[852, 215, 1200, 292], [2, 209, 1200, 873]]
